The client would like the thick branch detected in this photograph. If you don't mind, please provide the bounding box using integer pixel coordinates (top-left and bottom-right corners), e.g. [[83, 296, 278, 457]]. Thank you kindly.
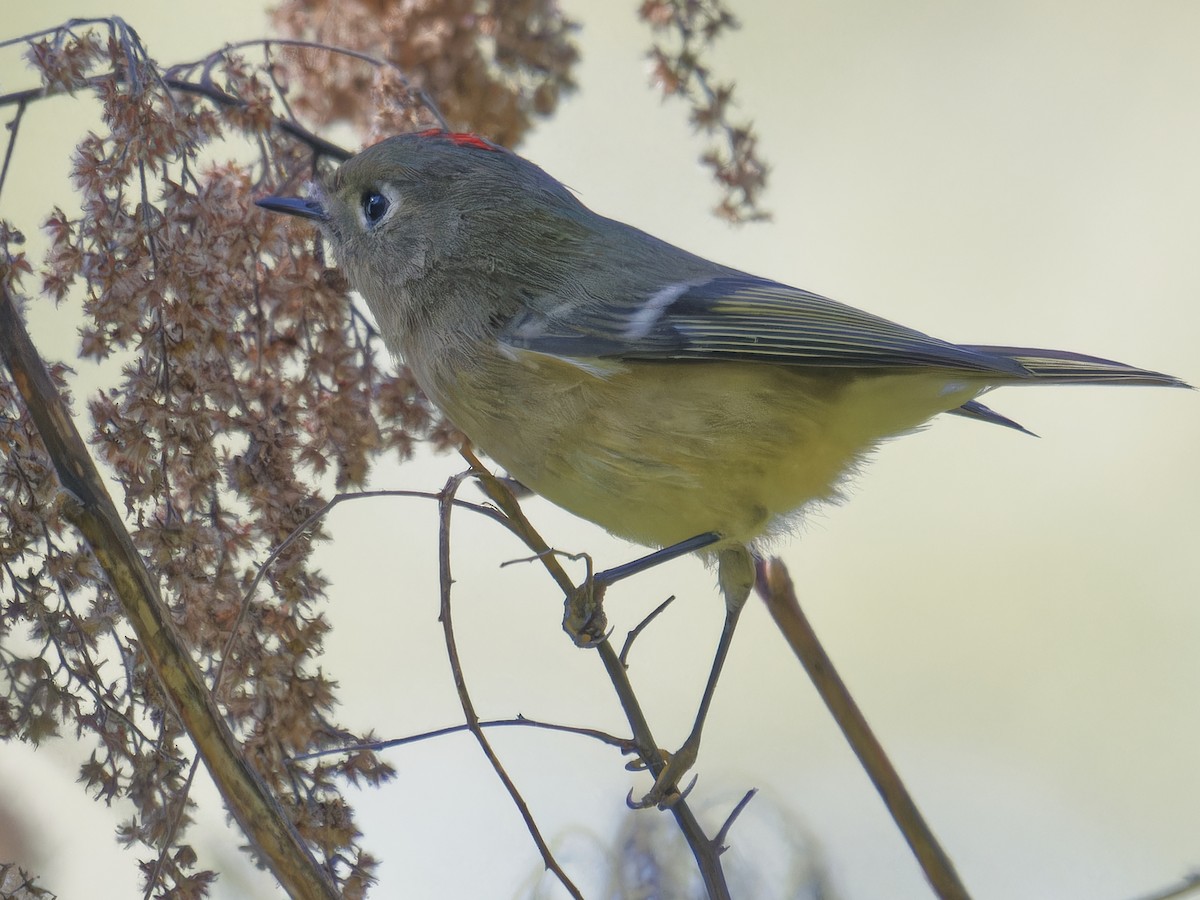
[[0, 284, 339, 900], [758, 557, 971, 900]]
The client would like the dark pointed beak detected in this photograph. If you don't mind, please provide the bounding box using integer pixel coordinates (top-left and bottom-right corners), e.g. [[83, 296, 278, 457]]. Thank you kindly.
[[255, 195, 328, 222]]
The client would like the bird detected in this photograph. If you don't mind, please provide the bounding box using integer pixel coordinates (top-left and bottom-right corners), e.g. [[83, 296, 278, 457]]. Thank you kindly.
[[257, 129, 1188, 806]]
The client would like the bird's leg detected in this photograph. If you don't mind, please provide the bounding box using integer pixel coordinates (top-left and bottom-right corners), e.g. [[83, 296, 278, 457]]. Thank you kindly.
[[562, 532, 721, 646], [631, 544, 755, 810], [594, 532, 722, 586]]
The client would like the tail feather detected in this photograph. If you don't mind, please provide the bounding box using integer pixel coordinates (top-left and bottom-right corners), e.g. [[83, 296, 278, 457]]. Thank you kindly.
[[965, 345, 1191, 388], [947, 399, 1038, 436]]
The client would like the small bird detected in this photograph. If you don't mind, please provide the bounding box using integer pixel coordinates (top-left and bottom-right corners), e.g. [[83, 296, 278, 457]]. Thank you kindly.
[[258, 129, 1187, 805]]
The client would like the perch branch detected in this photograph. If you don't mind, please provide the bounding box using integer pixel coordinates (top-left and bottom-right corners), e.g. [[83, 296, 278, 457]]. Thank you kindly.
[[460, 447, 736, 900]]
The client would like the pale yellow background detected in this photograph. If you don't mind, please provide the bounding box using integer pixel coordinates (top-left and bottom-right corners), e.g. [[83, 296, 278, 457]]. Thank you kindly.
[[1, 2, 1197, 899]]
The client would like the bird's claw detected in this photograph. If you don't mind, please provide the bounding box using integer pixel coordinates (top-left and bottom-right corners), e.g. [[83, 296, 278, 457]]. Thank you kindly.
[[627, 772, 698, 810], [562, 580, 608, 646], [628, 743, 700, 809]]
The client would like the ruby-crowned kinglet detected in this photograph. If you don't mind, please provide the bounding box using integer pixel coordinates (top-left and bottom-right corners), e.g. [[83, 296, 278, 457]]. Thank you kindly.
[[258, 130, 1186, 801], [258, 129, 1184, 558]]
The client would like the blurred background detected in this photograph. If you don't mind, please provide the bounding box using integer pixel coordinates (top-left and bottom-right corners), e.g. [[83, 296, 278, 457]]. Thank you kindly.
[[1, 1, 1197, 898]]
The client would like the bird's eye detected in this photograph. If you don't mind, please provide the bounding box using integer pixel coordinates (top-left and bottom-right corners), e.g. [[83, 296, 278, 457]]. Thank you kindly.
[[361, 190, 390, 226]]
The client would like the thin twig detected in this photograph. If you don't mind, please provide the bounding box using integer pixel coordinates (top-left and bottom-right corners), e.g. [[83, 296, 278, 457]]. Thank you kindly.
[[178, 37, 393, 72], [757, 556, 971, 900], [499, 547, 592, 576], [0, 16, 124, 50], [290, 715, 633, 762], [436, 471, 584, 900], [162, 76, 352, 161], [0, 86, 41, 109], [166, 37, 448, 131], [711, 788, 757, 851], [213, 488, 504, 696], [3, 18, 446, 138], [0, 99, 26, 202], [144, 758, 201, 900], [619, 594, 676, 667]]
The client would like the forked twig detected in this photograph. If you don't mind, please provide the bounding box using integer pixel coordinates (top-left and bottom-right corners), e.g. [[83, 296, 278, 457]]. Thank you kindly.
[[711, 788, 757, 851], [619, 594, 676, 667], [436, 471, 583, 900]]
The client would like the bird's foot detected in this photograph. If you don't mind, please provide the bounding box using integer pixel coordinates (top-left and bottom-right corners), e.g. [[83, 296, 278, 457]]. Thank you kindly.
[[626, 741, 700, 810]]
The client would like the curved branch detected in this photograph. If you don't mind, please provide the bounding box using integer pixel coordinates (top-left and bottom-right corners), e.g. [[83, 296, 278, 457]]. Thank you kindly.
[[166, 37, 447, 130], [436, 471, 584, 899]]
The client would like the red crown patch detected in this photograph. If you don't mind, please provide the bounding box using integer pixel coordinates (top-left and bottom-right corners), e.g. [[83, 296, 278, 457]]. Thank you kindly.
[[417, 129, 497, 152]]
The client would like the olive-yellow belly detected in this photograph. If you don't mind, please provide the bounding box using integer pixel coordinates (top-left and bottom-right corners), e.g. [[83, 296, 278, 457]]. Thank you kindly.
[[418, 347, 984, 550]]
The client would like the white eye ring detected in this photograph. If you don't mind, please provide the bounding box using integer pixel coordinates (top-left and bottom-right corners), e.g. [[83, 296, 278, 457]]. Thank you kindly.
[[358, 184, 402, 229]]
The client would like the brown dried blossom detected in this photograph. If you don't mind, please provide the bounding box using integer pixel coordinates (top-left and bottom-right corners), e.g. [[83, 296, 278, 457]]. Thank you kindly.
[[640, 0, 770, 222], [0, 6, 775, 897], [23, 30, 104, 94], [0, 864, 55, 900], [0, 20, 442, 896], [270, 0, 579, 147]]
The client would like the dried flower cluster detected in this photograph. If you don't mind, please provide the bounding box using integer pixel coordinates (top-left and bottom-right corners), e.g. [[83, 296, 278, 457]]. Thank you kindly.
[[270, 0, 580, 147], [0, 864, 54, 900], [640, 0, 770, 222], [0, 18, 466, 897], [0, 7, 588, 894], [0, 5, 777, 896]]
